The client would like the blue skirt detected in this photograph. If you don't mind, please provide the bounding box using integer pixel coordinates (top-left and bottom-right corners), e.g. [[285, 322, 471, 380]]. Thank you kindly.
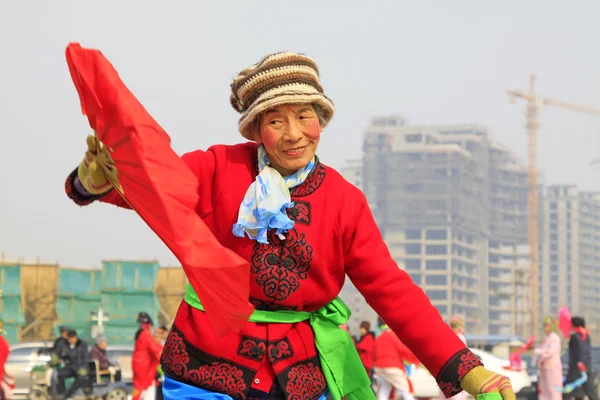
[[162, 376, 329, 399]]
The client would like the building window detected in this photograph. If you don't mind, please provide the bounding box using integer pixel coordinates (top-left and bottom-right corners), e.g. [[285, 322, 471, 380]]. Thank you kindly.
[[409, 273, 422, 284], [406, 134, 422, 143], [550, 202, 557, 210], [406, 229, 421, 240], [426, 260, 447, 270], [426, 230, 447, 240], [427, 245, 447, 255], [426, 275, 448, 285], [406, 244, 421, 255], [405, 259, 421, 270], [436, 305, 448, 315], [405, 183, 423, 192], [426, 290, 448, 301]]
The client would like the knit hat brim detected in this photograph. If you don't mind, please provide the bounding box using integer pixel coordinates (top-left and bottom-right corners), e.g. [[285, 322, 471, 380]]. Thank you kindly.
[[238, 83, 335, 141]]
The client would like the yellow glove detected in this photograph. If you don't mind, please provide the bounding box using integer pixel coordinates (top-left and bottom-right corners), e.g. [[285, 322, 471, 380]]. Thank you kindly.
[[460, 366, 515, 400], [77, 135, 115, 195]]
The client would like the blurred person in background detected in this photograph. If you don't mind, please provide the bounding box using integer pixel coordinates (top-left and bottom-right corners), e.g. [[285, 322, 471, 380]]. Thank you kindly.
[[153, 326, 169, 400], [65, 50, 516, 400], [46, 325, 71, 394], [52, 326, 70, 355], [374, 319, 420, 400], [90, 334, 119, 380], [154, 326, 168, 346], [0, 320, 15, 400], [449, 316, 466, 345], [534, 317, 562, 400], [132, 312, 163, 400], [56, 329, 90, 400], [356, 320, 376, 378], [565, 317, 598, 400], [439, 316, 468, 400]]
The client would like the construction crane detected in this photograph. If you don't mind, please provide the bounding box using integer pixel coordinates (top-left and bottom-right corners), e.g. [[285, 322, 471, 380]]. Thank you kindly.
[[506, 74, 600, 338]]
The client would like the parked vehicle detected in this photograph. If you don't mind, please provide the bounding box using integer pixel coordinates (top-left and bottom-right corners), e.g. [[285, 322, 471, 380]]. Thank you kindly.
[[6, 341, 133, 400], [410, 348, 534, 400], [5, 342, 53, 400], [518, 352, 538, 384], [27, 357, 129, 400]]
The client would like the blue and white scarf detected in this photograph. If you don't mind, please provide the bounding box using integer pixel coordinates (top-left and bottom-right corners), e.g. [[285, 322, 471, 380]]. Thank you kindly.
[[232, 144, 315, 244]]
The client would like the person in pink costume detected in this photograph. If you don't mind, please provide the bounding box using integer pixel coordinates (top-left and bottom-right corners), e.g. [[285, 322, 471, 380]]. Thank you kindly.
[[535, 316, 563, 400]]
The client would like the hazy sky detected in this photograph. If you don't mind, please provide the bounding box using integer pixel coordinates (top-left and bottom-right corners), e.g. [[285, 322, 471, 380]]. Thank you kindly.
[[2, 1, 600, 268]]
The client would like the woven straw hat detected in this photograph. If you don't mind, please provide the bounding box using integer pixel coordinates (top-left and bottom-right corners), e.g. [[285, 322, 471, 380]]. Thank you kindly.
[[230, 52, 335, 140]]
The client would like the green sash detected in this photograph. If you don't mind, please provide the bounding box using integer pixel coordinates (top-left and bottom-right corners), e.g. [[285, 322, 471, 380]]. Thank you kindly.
[[184, 283, 375, 400]]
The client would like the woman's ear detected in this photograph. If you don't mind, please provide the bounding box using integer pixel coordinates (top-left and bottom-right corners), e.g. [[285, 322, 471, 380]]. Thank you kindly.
[[251, 128, 262, 143]]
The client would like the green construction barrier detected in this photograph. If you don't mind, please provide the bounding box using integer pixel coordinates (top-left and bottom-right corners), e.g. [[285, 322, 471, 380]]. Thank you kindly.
[[100, 261, 161, 344], [56, 293, 102, 341], [0, 265, 25, 341], [0, 264, 21, 295], [103, 321, 138, 344], [100, 291, 160, 344], [58, 268, 101, 294], [2, 322, 19, 344], [57, 269, 102, 340], [101, 260, 159, 291], [0, 294, 25, 325]]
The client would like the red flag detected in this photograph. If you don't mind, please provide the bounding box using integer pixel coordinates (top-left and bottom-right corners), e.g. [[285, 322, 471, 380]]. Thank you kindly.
[[65, 42, 253, 337]]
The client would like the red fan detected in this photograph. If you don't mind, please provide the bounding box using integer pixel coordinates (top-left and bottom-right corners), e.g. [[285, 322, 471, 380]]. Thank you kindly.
[[65, 43, 253, 337], [558, 307, 572, 338]]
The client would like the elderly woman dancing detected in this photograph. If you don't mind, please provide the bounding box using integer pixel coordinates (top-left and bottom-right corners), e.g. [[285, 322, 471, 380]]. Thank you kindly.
[[65, 51, 515, 400]]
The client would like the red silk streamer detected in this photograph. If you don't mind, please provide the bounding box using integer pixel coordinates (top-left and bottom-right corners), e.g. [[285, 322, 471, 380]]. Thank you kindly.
[[65, 42, 253, 337]]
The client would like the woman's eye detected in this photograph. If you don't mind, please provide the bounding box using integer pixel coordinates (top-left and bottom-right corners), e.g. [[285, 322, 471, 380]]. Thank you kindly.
[[270, 120, 282, 126]]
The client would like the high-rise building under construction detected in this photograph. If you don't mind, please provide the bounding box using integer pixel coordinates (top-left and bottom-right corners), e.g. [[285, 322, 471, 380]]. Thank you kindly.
[[342, 116, 529, 335]]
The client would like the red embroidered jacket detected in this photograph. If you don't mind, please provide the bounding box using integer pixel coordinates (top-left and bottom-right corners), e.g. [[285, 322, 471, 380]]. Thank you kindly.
[[65, 142, 482, 400]]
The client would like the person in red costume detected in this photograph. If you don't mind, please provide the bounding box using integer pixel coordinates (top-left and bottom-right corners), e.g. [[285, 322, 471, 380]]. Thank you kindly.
[[374, 321, 420, 400], [0, 320, 14, 400], [0, 324, 8, 400], [132, 312, 163, 400], [356, 321, 376, 378], [65, 50, 515, 400]]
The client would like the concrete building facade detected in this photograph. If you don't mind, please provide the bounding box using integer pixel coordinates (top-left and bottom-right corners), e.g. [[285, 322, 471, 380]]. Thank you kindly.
[[540, 185, 600, 336], [344, 116, 529, 334]]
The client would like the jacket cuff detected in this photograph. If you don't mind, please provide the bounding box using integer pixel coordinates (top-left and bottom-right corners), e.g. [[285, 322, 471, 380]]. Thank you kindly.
[[436, 348, 483, 397], [65, 168, 103, 206]]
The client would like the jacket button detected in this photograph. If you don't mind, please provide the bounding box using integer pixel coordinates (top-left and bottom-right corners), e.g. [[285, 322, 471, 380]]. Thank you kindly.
[[254, 378, 260, 384]]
